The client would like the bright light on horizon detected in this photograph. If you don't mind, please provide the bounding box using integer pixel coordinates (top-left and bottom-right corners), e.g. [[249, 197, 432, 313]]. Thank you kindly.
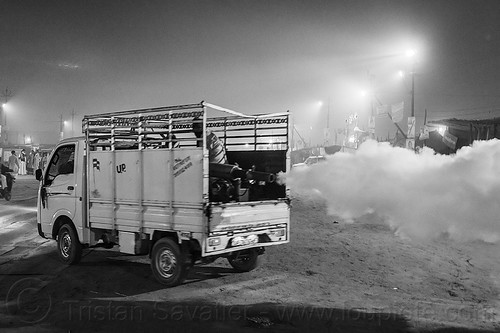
[[360, 90, 370, 98], [405, 49, 417, 58]]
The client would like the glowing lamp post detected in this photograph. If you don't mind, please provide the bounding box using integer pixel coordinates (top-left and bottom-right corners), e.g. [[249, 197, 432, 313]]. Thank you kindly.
[[398, 49, 418, 115], [397, 49, 418, 150], [1, 102, 9, 144], [0, 88, 13, 145], [406, 49, 417, 150]]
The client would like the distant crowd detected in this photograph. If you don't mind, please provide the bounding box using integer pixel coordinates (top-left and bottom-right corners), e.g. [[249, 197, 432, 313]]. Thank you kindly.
[[2, 149, 49, 176]]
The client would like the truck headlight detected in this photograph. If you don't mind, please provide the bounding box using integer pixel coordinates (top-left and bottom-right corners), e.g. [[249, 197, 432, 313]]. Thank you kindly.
[[232, 236, 244, 246], [271, 229, 285, 237], [208, 237, 221, 246]]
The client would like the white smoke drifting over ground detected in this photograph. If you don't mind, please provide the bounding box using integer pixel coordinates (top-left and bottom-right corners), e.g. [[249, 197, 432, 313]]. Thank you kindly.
[[286, 139, 500, 242]]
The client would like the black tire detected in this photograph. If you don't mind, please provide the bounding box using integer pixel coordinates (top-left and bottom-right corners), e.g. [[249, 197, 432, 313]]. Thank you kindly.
[[151, 238, 188, 287], [228, 249, 260, 272], [57, 224, 82, 264]]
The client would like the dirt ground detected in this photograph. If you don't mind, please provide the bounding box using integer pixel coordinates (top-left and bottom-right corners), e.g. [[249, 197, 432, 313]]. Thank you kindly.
[[0, 176, 499, 332]]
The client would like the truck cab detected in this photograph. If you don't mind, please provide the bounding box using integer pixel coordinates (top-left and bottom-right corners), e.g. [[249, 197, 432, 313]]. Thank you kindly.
[[37, 102, 291, 287]]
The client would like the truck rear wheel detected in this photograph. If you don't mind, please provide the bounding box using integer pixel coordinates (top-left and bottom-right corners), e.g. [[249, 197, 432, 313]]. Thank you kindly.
[[57, 224, 82, 265], [151, 238, 188, 287], [228, 249, 260, 272]]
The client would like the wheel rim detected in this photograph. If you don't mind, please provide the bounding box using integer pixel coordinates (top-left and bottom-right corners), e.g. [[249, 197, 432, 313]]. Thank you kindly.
[[157, 248, 177, 279], [60, 231, 71, 258]]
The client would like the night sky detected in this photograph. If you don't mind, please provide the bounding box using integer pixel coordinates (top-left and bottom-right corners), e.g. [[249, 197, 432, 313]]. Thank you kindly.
[[1, 0, 500, 144]]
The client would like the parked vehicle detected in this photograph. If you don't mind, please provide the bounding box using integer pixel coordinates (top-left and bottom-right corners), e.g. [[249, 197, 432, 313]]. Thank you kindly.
[[292, 155, 327, 168], [36, 102, 291, 287]]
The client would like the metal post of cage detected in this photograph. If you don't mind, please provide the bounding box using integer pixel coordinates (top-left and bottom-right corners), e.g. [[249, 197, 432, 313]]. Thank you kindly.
[[111, 116, 117, 235], [138, 115, 145, 238], [167, 111, 175, 228]]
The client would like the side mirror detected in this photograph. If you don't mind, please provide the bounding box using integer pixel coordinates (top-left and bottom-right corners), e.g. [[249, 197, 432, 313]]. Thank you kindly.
[[35, 169, 42, 181]]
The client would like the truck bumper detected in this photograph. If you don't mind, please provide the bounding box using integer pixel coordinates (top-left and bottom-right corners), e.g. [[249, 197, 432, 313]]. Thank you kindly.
[[203, 225, 288, 257]]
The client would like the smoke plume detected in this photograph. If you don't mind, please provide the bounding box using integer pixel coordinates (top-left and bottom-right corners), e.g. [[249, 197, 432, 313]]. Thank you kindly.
[[286, 139, 500, 242]]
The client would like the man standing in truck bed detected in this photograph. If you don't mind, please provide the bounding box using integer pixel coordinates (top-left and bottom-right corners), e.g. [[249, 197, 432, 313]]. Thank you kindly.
[[192, 116, 227, 164]]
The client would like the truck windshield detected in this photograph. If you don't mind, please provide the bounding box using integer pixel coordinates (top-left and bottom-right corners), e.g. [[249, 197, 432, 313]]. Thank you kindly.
[[45, 145, 75, 186]]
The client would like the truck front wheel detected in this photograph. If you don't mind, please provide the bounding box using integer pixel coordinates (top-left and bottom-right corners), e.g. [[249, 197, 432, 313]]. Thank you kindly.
[[228, 249, 260, 272], [151, 238, 188, 287], [57, 224, 82, 265]]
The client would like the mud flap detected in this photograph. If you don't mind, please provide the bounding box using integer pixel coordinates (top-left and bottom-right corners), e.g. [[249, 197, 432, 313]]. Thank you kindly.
[[37, 223, 46, 238]]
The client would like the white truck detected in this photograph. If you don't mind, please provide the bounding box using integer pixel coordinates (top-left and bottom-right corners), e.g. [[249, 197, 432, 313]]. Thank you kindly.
[[36, 102, 290, 287]]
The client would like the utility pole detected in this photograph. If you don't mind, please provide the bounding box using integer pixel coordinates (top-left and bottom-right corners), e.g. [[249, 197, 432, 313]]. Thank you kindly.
[[411, 70, 415, 117], [407, 62, 416, 150], [325, 97, 331, 145], [71, 108, 75, 136], [368, 71, 375, 139], [422, 108, 428, 148], [0, 87, 14, 145], [326, 98, 330, 129], [1, 87, 13, 104], [59, 114, 64, 141]]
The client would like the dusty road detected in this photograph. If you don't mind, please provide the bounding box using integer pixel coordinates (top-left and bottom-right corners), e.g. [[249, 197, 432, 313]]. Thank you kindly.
[[0, 176, 499, 332]]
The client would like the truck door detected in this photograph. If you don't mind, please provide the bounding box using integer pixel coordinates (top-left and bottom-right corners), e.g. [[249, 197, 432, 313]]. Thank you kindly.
[[39, 144, 77, 235]]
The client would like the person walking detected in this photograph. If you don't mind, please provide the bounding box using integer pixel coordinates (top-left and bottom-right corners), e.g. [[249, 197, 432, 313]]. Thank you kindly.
[[33, 151, 41, 171], [19, 149, 27, 175], [41, 152, 48, 170], [8, 150, 19, 175]]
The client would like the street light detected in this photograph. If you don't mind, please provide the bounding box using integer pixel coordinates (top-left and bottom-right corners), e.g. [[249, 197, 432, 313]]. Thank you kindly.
[[405, 49, 416, 58], [399, 49, 419, 150], [318, 100, 331, 145], [0, 88, 13, 145], [1, 102, 8, 126], [404, 49, 418, 117], [1, 102, 9, 145], [410, 63, 416, 118], [59, 115, 65, 141]]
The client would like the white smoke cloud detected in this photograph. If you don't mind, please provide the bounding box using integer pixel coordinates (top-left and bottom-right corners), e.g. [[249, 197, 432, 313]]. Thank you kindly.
[[286, 139, 500, 242]]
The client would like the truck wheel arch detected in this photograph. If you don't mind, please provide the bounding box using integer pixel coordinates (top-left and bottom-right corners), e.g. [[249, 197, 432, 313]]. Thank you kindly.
[[152, 231, 178, 245], [150, 231, 199, 264], [52, 216, 77, 240], [150, 231, 178, 256]]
